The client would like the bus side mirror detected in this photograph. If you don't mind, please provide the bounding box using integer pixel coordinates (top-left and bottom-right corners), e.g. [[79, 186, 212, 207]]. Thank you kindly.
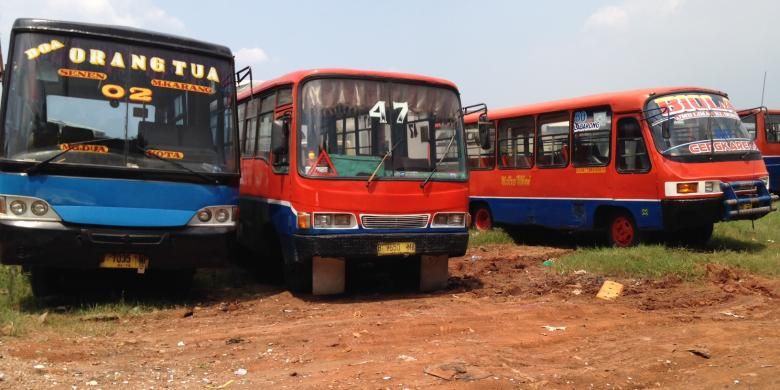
[[661, 119, 672, 139], [478, 114, 492, 149]]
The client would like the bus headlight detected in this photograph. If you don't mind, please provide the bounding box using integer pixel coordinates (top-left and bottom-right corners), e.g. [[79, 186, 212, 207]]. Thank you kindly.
[[9, 200, 26, 216], [0, 195, 61, 221], [312, 212, 357, 229], [214, 208, 230, 223], [432, 212, 467, 227], [31, 200, 49, 216], [188, 206, 235, 227]]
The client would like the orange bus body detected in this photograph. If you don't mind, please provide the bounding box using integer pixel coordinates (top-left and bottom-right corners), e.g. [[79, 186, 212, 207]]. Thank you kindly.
[[466, 87, 775, 246]]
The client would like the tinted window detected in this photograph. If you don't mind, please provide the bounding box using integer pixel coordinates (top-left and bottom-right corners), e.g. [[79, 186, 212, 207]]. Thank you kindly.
[[767, 114, 780, 143], [466, 124, 495, 170], [740, 115, 757, 140], [616, 117, 650, 173]]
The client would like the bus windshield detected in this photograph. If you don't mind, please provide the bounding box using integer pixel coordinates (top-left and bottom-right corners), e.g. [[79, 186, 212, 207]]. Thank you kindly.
[[1, 32, 237, 174], [298, 78, 466, 181], [644, 92, 759, 161]]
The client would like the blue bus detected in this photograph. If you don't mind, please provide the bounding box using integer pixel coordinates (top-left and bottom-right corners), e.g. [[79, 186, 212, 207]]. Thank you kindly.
[[0, 19, 239, 296]]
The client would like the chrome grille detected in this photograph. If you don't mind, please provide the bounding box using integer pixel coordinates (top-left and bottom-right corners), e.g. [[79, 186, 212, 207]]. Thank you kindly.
[[360, 214, 429, 229]]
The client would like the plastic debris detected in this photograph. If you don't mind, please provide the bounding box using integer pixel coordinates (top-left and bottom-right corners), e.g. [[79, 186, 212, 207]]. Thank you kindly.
[[720, 311, 745, 319], [596, 280, 624, 300], [398, 354, 417, 362], [687, 348, 711, 359], [86, 380, 98, 386], [470, 255, 482, 262], [573, 269, 587, 275], [541, 325, 566, 332], [542, 259, 555, 267], [234, 368, 247, 376], [177, 341, 185, 347], [33, 364, 45, 370]]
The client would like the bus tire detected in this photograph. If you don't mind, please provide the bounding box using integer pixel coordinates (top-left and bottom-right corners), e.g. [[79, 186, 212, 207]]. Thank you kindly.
[[284, 258, 313, 294], [30, 266, 57, 297], [606, 212, 640, 247], [472, 204, 493, 231]]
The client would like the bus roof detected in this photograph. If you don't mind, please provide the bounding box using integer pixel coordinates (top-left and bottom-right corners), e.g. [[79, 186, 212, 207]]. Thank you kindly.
[[466, 86, 726, 123], [237, 68, 458, 101], [12, 18, 233, 59]]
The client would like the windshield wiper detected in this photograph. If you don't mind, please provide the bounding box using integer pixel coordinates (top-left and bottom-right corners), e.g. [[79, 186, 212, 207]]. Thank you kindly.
[[25, 137, 123, 175], [366, 138, 405, 187], [420, 134, 457, 189], [136, 145, 218, 185]]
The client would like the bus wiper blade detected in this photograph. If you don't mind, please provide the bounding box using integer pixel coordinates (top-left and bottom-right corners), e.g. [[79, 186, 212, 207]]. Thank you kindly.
[[137, 145, 218, 185], [25, 137, 123, 175], [366, 138, 405, 187], [420, 134, 457, 189]]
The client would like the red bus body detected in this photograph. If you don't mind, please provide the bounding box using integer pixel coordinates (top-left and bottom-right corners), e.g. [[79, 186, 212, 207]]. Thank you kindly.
[[739, 109, 780, 193], [466, 87, 776, 246], [237, 69, 469, 293]]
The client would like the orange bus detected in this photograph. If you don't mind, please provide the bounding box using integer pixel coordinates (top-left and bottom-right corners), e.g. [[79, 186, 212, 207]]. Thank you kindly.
[[236, 69, 483, 294], [739, 108, 780, 193], [466, 87, 777, 246]]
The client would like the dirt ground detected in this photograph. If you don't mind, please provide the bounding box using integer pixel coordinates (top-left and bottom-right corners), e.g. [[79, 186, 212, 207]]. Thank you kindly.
[[1, 244, 779, 389]]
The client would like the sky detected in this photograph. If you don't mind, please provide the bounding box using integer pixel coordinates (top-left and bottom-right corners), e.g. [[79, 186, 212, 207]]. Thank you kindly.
[[0, 0, 778, 109]]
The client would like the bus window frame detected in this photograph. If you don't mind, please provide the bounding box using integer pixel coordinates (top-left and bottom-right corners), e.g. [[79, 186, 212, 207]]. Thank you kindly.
[[535, 111, 571, 169], [571, 106, 612, 168], [615, 115, 652, 174], [497, 115, 535, 170], [270, 86, 293, 174], [466, 122, 496, 171], [765, 114, 780, 144]]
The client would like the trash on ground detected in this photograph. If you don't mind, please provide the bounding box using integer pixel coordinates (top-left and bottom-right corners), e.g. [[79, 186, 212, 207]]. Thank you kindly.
[[234, 368, 247, 376], [687, 348, 711, 359], [177, 341, 185, 347], [424, 362, 491, 381], [398, 354, 417, 362], [596, 280, 624, 300], [541, 325, 566, 332], [573, 269, 587, 275], [720, 311, 745, 319]]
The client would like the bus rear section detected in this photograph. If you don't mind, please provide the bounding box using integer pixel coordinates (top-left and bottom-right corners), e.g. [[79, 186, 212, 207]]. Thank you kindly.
[[467, 88, 776, 246], [237, 70, 472, 294], [0, 19, 239, 296], [739, 109, 780, 193]]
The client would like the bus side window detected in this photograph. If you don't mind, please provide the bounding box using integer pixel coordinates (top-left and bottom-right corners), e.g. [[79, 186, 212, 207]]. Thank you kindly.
[[616, 117, 650, 173], [466, 124, 495, 169], [271, 87, 293, 173], [256, 93, 276, 160], [767, 114, 780, 143], [242, 98, 259, 157], [741, 115, 757, 140], [237, 102, 246, 154], [498, 116, 534, 169], [536, 112, 570, 168], [572, 108, 610, 167]]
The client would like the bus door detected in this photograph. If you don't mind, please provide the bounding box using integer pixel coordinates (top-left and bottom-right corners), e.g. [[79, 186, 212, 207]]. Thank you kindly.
[[612, 113, 657, 227]]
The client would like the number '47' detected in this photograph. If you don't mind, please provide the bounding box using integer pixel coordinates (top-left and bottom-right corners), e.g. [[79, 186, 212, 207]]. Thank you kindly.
[[368, 101, 409, 124]]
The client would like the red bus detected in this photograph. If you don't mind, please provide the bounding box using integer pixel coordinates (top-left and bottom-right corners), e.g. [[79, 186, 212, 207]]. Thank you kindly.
[[237, 69, 479, 294], [466, 87, 777, 246], [739, 108, 780, 193]]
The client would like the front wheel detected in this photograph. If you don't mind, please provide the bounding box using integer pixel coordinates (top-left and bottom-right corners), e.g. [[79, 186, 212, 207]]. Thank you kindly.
[[606, 212, 640, 247], [30, 266, 58, 297], [472, 205, 493, 231]]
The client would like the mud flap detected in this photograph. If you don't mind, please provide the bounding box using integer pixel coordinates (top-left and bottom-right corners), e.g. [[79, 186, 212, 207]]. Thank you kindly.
[[312, 256, 345, 295], [419, 255, 449, 292]]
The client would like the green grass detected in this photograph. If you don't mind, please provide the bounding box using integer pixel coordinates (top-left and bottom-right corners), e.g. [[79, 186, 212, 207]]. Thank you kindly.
[[557, 209, 780, 280], [468, 227, 515, 246]]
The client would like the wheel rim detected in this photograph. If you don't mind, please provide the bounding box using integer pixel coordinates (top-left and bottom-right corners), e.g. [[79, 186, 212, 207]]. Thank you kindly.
[[474, 208, 492, 231], [610, 216, 635, 247]]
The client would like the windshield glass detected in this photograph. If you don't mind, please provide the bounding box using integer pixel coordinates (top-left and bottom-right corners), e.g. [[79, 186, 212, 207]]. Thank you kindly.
[[298, 78, 466, 180], [1, 32, 237, 173], [644, 92, 758, 161]]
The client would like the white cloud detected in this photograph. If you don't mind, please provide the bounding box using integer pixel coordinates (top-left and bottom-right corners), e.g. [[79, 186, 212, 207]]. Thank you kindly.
[[585, 5, 628, 30], [1, 0, 185, 39], [234, 47, 270, 69]]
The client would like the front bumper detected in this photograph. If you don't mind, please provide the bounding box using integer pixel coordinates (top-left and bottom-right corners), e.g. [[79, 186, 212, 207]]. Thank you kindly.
[[290, 232, 469, 262], [0, 220, 235, 269]]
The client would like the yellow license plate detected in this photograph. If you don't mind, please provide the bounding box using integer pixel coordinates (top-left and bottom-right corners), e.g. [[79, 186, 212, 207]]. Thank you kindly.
[[739, 203, 753, 210], [377, 242, 416, 256], [100, 253, 149, 270]]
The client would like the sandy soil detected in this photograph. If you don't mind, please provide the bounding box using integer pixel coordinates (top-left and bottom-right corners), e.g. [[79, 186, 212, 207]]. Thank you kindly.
[[1, 244, 779, 389]]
